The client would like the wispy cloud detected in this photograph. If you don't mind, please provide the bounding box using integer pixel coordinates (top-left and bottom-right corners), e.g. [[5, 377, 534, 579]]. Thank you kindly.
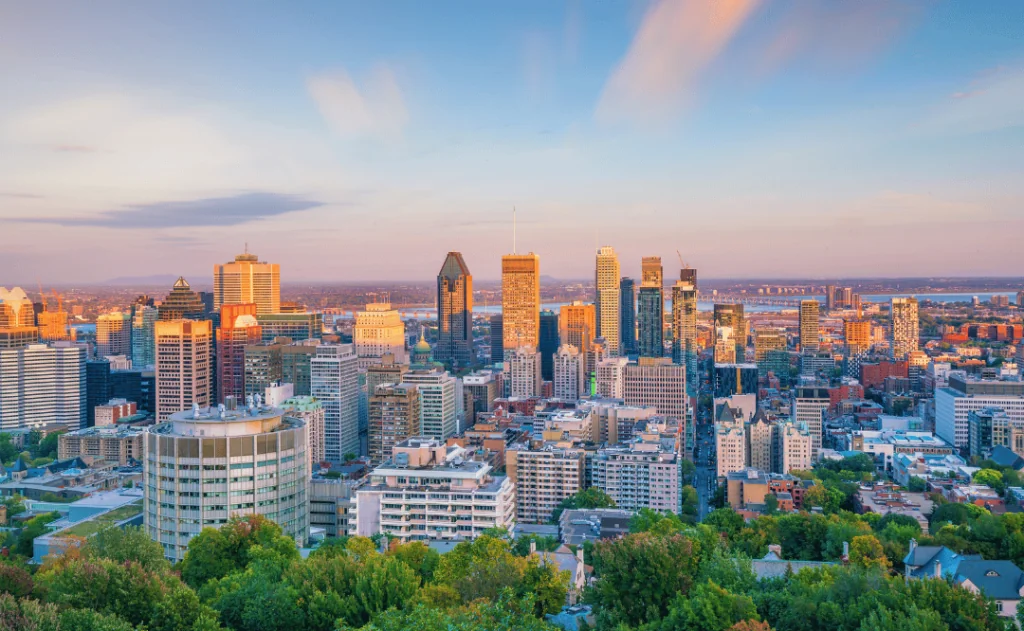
[[307, 65, 408, 139], [595, 0, 761, 125], [52, 144, 98, 153], [922, 65, 1024, 134], [10, 192, 324, 229], [0, 192, 44, 199]]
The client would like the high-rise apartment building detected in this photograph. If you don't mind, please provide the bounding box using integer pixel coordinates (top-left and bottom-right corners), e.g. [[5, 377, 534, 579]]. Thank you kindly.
[[157, 278, 206, 321], [844, 320, 872, 351], [462, 370, 500, 422], [619, 278, 637, 356], [144, 405, 309, 562], [154, 320, 212, 422], [489, 314, 503, 364], [96, 312, 132, 359], [559, 301, 596, 356], [779, 422, 813, 473], [936, 374, 1024, 449], [244, 338, 318, 398], [595, 246, 621, 355], [624, 357, 687, 422], [310, 344, 360, 462], [435, 252, 473, 368], [792, 386, 829, 460], [501, 253, 540, 352], [368, 384, 421, 465], [637, 257, 663, 358], [890, 297, 920, 359], [596, 356, 630, 399], [353, 302, 407, 369], [212, 251, 281, 315], [216, 304, 262, 404], [506, 345, 542, 397], [506, 445, 585, 524], [553, 345, 584, 402], [280, 395, 326, 470], [799, 300, 820, 352], [0, 343, 85, 431], [401, 368, 458, 440], [714, 327, 737, 364], [131, 305, 158, 368], [538, 310, 559, 383], [592, 445, 681, 513], [714, 304, 745, 362], [715, 413, 746, 478], [747, 411, 773, 472], [671, 267, 698, 387]]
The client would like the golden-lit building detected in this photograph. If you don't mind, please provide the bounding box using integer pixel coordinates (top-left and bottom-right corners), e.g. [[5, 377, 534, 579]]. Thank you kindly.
[[501, 253, 540, 352], [844, 320, 872, 351], [595, 246, 621, 355], [353, 302, 407, 369], [213, 251, 280, 315], [0, 287, 35, 328], [217, 304, 262, 404], [559, 301, 596, 355], [155, 320, 212, 421]]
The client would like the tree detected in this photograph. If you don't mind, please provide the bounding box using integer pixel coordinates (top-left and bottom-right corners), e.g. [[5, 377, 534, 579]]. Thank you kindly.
[[681, 485, 700, 524], [180, 515, 300, 589], [802, 485, 841, 513], [630, 508, 686, 535], [58, 608, 136, 631], [550, 487, 616, 522], [848, 535, 890, 572], [434, 536, 527, 603], [14, 512, 59, 557], [764, 494, 779, 516], [521, 555, 570, 616], [0, 563, 34, 599], [84, 525, 170, 572], [0, 434, 19, 464], [149, 585, 222, 631], [35, 432, 62, 460], [388, 541, 441, 583], [973, 468, 1004, 494], [649, 581, 760, 631], [339, 593, 559, 631], [907, 476, 927, 492], [704, 508, 745, 537], [511, 534, 560, 557]]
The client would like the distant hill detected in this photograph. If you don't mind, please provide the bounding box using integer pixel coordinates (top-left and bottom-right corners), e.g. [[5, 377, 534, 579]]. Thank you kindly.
[[102, 274, 191, 286]]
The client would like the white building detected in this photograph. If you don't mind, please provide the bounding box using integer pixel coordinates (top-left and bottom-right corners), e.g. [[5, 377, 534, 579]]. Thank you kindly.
[[596, 357, 629, 399], [506, 345, 542, 398], [779, 422, 813, 473], [595, 246, 621, 355], [553, 345, 584, 402], [0, 343, 86, 431], [96, 312, 132, 359], [280, 395, 326, 471], [355, 438, 515, 541], [353, 302, 407, 369], [936, 373, 1024, 449], [144, 405, 309, 562], [591, 444, 681, 513], [310, 344, 360, 462], [714, 393, 756, 423], [402, 368, 457, 440], [792, 386, 829, 460], [716, 419, 746, 478]]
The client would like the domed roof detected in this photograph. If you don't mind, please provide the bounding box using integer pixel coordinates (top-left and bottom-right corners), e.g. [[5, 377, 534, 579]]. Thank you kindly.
[[414, 337, 432, 353]]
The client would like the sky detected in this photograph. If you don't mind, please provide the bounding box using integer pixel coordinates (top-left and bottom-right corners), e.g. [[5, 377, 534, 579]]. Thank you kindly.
[[2, 0, 1023, 284]]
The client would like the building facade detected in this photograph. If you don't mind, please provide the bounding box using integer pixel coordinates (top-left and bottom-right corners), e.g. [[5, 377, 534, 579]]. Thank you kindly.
[[799, 300, 820, 353], [595, 246, 621, 355], [553, 345, 584, 402], [97, 312, 132, 360], [0, 343, 86, 431], [353, 302, 407, 369], [506, 445, 585, 524], [212, 251, 281, 314], [435, 252, 474, 368], [310, 344, 360, 462], [592, 445, 681, 513], [637, 257, 664, 358], [891, 297, 920, 359], [401, 368, 458, 441], [501, 253, 541, 352], [506, 346, 542, 398], [619, 278, 637, 356], [217, 304, 262, 405], [368, 384, 421, 465], [154, 320, 212, 422], [671, 267, 698, 386]]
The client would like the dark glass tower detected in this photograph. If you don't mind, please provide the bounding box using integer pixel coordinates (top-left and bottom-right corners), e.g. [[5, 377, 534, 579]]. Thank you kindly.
[[637, 257, 663, 357], [489, 314, 503, 364], [619, 278, 636, 356], [539, 310, 559, 382], [435, 252, 474, 369]]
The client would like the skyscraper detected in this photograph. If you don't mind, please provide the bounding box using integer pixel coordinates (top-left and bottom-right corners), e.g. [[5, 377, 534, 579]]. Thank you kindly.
[[401, 368, 457, 440], [368, 384, 421, 465], [501, 254, 540, 352], [255, 312, 323, 344], [158, 278, 206, 321], [891, 297, 919, 359], [671, 266, 698, 387], [0, 342, 85, 431], [623, 357, 687, 425], [595, 246, 621, 355], [754, 328, 787, 378], [559, 301, 596, 356], [435, 252, 473, 369], [213, 250, 281, 315], [713, 303, 745, 362], [799, 300, 820, 352], [539, 310, 559, 382], [637, 257, 663, 358], [489, 314, 503, 364], [311, 344, 360, 462], [619, 278, 637, 356], [353, 302, 407, 369], [553, 345, 584, 402], [216, 304, 262, 404], [130, 304, 158, 368], [506, 346, 542, 398], [96, 312, 132, 359], [154, 320, 212, 421]]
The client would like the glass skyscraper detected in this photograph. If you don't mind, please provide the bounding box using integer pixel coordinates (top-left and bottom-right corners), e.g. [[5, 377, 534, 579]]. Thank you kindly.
[[619, 278, 636, 356]]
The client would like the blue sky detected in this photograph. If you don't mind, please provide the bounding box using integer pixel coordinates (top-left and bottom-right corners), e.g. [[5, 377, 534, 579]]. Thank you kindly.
[[2, 0, 1023, 283]]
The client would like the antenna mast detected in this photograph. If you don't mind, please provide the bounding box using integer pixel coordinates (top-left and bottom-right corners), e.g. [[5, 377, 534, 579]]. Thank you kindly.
[[513, 206, 517, 254]]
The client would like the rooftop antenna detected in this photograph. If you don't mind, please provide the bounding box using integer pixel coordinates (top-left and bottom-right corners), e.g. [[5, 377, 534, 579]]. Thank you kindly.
[[244, 242, 248, 255], [513, 206, 517, 254]]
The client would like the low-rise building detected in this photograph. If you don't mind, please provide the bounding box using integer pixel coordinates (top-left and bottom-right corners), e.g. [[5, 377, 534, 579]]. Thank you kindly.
[[507, 444, 585, 524], [854, 483, 933, 533], [557, 508, 631, 546], [355, 438, 515, 541], [57, 424, 144, 465], [849, 430, 955, 472], [905, 541, 1024, 619]]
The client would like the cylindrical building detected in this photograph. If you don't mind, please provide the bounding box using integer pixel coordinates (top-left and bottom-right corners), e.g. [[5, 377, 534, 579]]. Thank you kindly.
[[144, 404, 308, 562]]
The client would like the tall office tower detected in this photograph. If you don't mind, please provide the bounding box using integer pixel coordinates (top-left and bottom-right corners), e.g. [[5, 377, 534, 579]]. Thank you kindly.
[[637, 257, 664, 358], [671, 267, 698, 385], [754, 328, 787, 375], [624, 357, 687, 421], [243, 338, 318, 398], [435, 252, 473, 369], [619, 278, 637, 356], [144, 406, 309, 562], [825, 285, 836, 311], [216, 304, 262, 404], [0, 287, 36, 328], [501, 253, 540, 352], [747, 410, 773, 472], [402, 368, 457, 440], [506, 445, 585, 524], [594, 246, 621, 355], [256, 312, 323, 344], [154, 320, 212, 421], [584, 338, 608, 390], [489, 315, 503, 364], [890, 297, 920, 359], [799, 300, 820, 352], [86, 359, 112, 426], [353, 302, 407, 369], [96, 312, 132, 358], [714, 327, 737, 364], [462, 370, 500, 422], [553, 345, 584, 401], [311, 344, 360, 462], [792, 386, 829, 460], [158, 278, 206, 321], [538, 310, 559, 382], [559, 301, 596, 356], [506, 345, 542, 397], [212, 250, 281, 314], [368, 384, 421, 465], [366, 354, 409, 394], [0, 343, 85, 431], [596, 356, 630, 399], [838, 287, 855, 309], [130, 305, 158, 368], [713, 303, 745, 362]]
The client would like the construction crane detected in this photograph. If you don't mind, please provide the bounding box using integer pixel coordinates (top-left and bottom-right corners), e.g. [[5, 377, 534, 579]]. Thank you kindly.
[[676, 250, 688, 269], [37, 282, 48, 311], [51, 289, 64, 312]]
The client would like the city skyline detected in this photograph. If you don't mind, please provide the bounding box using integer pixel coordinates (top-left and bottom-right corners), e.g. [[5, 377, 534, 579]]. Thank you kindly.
[[3, 1, 1024, 282]]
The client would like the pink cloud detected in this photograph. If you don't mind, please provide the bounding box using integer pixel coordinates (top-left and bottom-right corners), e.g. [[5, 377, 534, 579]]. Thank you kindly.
[[596, 0, 762, 125]]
